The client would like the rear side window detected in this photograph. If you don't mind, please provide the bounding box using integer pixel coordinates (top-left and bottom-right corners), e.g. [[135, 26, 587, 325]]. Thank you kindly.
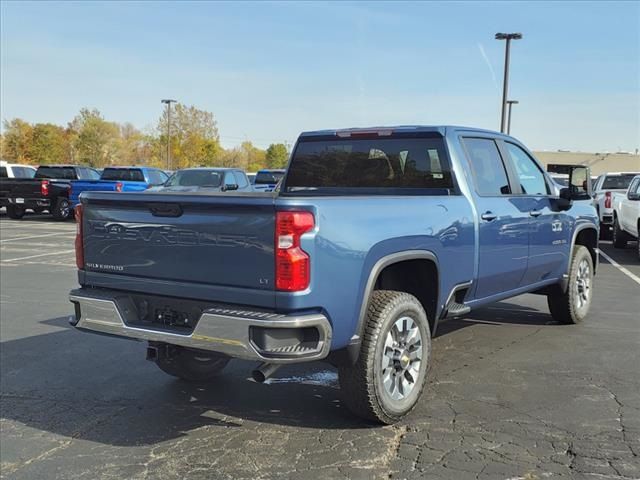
[[0, 167, 7, 178], [602, 174, 637, 190], [285, 136, 453, 193], [14, 167, 36, 178], [463, 138, 511, 195], [101, 168, 145, 182], [35, 167, 77, 179]]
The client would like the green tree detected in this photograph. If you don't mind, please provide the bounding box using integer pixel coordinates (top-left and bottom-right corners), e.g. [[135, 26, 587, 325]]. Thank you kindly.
[[265, 143, 289, 169], [30, 123, 68, 164], [156, 103, 222, 168], [1, 119, 33, 162], [70, 108, 120, 167]]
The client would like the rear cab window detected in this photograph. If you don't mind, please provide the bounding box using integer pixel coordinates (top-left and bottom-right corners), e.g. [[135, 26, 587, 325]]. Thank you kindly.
[[101, 168, 145, 182], [602, 174, 638, 190], [284, 133, 454, 195], [255, 170, 285, 185], [35, 166, 77, 179]]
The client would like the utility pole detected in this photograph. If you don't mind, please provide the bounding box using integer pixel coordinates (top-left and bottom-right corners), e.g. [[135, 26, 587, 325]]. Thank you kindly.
[[161, 99, 177, 170], [506, 100, 519, 135], [495, 33, 522, 133]]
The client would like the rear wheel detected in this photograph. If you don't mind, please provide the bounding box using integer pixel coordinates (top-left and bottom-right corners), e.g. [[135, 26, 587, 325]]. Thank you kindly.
[[7, 205, 25, 219], [547, 245, 593, 324], [154, 347, 230, 382], [338, 291, 431, 424], [52, 198, 72, 221], [612, 217, 628, 249]]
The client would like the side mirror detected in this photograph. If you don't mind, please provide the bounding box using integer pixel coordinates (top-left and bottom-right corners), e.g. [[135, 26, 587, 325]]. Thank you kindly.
[[567, 165, 592, 200], [222, 183, 239, 191]]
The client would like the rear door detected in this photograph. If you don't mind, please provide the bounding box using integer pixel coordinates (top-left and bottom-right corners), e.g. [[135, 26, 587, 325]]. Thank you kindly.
[[462, 137, 529, 299], [501, 141, 570, 286]]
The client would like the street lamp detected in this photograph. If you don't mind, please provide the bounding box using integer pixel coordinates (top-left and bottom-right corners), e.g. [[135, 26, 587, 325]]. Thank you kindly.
[[506, 100, 519, 135], [161, 99, 177, 170], [495, 32, 522, 133]]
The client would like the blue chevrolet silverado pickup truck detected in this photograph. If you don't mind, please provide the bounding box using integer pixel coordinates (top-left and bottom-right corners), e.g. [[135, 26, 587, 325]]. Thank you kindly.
[[69, 126, 598, 424], [69, 166, 169, 208]]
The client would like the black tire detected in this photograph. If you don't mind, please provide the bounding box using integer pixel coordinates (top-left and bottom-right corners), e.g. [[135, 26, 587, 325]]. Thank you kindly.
[[52, 197, 72, 221], [154, 347, 230, 382], [612, 217, 627, 249], [7, 205, 25, 219], [547, 245, 593, 324], [338, 290, 431, 424]]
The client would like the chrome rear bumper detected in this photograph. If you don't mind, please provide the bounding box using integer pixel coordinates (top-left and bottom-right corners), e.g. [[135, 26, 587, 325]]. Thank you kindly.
[[69, 289, 332, 364]]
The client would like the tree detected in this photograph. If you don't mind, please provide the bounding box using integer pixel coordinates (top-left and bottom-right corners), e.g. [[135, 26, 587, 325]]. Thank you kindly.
[[70, 108, 120, 167], [1, 119, 33, 162], [265, 143, 289, 169], [30, 123, 68, 164], [156, 103, 222, 169]]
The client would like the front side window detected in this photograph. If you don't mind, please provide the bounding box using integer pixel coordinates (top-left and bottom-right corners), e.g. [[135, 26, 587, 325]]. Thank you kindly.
[[165, 170, 222, 187], [233, 171, 248, 188], [505, 143, 549, 195], [463, 138, 511, 196], [147, 170, 167, 185]]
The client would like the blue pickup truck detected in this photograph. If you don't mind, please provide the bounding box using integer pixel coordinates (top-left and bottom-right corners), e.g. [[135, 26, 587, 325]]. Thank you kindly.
[[69, 126, 598, 424], [69, 166, 169, 207]]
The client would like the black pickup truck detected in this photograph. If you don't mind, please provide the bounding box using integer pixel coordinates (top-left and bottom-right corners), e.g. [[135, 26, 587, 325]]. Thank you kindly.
[[0, 165, 100, 220]]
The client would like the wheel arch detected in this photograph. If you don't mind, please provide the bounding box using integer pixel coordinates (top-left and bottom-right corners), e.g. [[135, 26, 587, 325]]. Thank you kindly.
[[356, 250, 440, 341], [572, 225, 598, 275]]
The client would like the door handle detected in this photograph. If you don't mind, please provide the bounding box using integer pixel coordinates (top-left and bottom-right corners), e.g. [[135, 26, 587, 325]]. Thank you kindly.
[[481, 211, 497, 221], [529, 210, 542, 217]]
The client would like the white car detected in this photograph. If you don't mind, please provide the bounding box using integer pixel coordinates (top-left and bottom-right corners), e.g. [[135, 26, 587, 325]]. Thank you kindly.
[[592, 172, 640, 239], [612, 175, 640, 259], [0, 161, 37, 178]]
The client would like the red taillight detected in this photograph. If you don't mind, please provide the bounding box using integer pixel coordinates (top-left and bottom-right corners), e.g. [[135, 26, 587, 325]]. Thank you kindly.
[[41, 180, 50, 196], [115, 182, 123, 192], [75, 204, 84, 269], [275, 211, 314, 291], [604, 191, 612, 209]]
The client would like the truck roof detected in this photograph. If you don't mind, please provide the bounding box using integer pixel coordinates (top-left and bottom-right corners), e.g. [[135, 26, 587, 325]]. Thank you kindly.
[[299, 125, 510, 138]]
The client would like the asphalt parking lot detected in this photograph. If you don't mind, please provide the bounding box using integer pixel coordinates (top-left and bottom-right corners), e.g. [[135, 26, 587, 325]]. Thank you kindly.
[[1, 214, 639, 480]]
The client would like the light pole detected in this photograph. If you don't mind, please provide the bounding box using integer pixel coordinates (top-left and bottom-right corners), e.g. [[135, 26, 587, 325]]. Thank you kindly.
[[506, 100, 519, 135], [161, 99, 177, 170], [495, 32, 522, 133]]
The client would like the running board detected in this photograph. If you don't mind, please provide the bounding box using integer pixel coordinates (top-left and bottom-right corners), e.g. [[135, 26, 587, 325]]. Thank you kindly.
[[445, 302, 471, 318]]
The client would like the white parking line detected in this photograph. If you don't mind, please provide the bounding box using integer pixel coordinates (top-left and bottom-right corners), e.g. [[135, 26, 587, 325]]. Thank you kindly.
[[1, 249, 75, 263], [0, 232, 75, 243], [599, 249, 640, 286]]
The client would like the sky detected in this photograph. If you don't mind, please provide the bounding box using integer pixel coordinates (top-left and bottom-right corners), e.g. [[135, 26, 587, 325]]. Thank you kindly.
[[1, 1, 639, 153]]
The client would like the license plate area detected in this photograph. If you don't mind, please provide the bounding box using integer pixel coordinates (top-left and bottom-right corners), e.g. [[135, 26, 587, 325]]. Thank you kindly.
[[15, 198, 24, 204]]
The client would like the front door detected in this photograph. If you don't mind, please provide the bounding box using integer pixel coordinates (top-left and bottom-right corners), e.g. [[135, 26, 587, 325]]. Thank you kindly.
[[502, 141, 570, 286], [462, 137, 529, 299]]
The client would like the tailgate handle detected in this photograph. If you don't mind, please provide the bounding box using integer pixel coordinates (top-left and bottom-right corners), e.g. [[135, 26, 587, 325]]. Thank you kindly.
[[149, 203, 183, 217]]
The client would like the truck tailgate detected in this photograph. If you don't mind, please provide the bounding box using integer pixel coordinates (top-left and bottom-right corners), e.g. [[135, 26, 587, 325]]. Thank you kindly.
[[81, 192, 276, 292], [71, 180, 120, 205]]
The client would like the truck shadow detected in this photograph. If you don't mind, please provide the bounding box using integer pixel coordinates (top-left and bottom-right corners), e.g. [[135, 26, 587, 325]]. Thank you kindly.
[[1, 302, 556, 447]]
